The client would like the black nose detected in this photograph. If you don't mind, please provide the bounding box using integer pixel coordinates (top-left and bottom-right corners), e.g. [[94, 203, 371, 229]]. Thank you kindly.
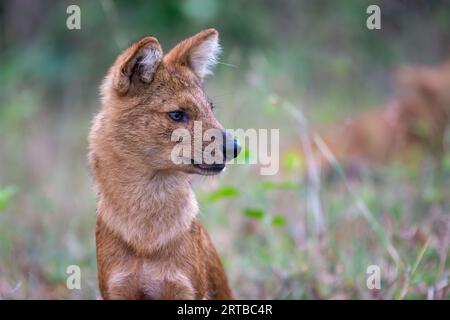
[[232, 139, 241, 158], [222, 132, 241, 161]]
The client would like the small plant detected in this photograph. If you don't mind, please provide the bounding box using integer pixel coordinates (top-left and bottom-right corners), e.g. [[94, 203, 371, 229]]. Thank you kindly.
[[0, 186, 16, 211]]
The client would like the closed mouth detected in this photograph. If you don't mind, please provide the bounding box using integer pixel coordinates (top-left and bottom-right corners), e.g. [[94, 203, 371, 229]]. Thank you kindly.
[[192, 162, 225, 174]]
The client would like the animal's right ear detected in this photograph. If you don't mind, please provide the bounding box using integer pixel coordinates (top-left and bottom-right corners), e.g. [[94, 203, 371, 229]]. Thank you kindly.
[[112, 36, 163, 95]]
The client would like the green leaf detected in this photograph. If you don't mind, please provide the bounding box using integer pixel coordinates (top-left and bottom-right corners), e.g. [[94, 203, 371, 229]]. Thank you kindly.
[[271, 215, 286, 227], [281, 150, 305, 172], [0, 186, 17, 211], [236, 146, 251, 163], [243, 208, 265, 220], [206, 185, 240, 203]]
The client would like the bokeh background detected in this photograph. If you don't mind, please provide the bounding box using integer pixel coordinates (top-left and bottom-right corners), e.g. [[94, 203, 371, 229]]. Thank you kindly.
[[1, 0, 450, 299]]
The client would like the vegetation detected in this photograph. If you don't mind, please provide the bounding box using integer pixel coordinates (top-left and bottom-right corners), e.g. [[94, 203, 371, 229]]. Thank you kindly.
[[0, 0, 449, 299]]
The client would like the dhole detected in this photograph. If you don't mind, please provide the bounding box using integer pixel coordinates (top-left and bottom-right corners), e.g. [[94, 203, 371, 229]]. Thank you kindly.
[[394, 59, 450, 161], [88, 29, 240, 299], [295, 59, 450, 176]]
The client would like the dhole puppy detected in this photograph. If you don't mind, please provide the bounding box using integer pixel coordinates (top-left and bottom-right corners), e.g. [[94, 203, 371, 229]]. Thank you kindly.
[[88, 29, 240, 299]]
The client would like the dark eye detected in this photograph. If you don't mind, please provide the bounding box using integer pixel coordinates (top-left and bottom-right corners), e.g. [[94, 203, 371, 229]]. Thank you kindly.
[[167, 111, 188, 122]]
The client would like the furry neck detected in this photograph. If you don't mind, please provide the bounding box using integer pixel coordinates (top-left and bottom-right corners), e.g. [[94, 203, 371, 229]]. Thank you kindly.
[[94, 154, 199, 255]]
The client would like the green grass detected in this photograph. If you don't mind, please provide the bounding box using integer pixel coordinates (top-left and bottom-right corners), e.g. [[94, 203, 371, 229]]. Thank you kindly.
[[1, 69, 449, 299], [1, 0, 449, 299]]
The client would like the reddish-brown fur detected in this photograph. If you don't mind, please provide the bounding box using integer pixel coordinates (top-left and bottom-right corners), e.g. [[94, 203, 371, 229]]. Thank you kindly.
[[304, 59, 450, 174], [88, 29, 234, 299], [394, 59, 450, 159]]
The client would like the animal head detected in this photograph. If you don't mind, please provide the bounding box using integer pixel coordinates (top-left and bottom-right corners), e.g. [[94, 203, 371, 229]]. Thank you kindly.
[[92, 29, 240, 176], [394, 60, 450, 155]]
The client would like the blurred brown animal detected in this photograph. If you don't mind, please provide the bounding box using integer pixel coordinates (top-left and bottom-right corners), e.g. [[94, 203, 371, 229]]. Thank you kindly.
[[88, 29, 240, 299], [310, 59, 450, 174], [394, 59, 450, 160]]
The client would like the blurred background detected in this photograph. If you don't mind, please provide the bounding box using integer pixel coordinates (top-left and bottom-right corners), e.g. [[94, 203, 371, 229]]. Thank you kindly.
[[0, 0, 450, 299]]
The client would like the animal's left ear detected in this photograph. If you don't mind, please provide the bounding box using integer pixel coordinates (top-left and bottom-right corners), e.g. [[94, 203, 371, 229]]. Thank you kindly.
[[164, 28, 220, 82]]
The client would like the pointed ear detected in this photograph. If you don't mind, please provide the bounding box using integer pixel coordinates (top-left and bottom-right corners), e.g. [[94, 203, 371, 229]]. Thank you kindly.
[[112, 36, 163, 94], [164, 28, 220, 82]]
